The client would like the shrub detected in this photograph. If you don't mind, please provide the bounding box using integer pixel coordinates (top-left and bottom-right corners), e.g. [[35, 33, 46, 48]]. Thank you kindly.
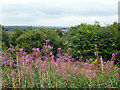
[[10, 30, 24, 46], [2, 30, 10, 48], [16, 29, 47, 53], [63, 23, 119, 61]]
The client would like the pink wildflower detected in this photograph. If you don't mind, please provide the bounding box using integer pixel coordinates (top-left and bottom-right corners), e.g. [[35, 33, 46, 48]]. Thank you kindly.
[[46, 39, 50, 42]]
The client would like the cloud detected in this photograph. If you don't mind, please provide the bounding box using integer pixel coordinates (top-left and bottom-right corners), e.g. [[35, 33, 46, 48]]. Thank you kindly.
[[34, 15, 117, 26], [0, 0, 119, 26]]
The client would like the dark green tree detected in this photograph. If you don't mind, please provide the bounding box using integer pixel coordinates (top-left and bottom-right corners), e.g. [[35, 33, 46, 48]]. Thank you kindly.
[[16, 29, 47, 53], [10, 30, 24, 46]]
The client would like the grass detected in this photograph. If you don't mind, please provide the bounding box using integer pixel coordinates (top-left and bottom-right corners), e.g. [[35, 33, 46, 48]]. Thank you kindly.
[[1, 41, 120, 88]]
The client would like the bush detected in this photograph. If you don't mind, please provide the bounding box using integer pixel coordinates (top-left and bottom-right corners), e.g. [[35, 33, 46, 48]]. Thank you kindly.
[[10, 30, 24, 46], [63, 23, 119, 61], [2, 30, 10, 48], [16, 29, 47, 53], [46, 30, 63, 55]]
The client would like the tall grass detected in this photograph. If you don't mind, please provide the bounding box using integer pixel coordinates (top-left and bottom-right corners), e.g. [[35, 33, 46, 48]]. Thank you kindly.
[[1, 40, 120, 88]]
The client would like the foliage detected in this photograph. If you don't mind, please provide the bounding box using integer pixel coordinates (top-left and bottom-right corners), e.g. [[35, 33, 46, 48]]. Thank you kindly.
[[63, 22, 119, 61], [10, 30, 24, 46], [1, 43, 120, 88], [2, 30, 10, 48], [0, 25, 2, 41], [16, 29, 47, 53], [1, 22, 119, 62], [46, 30, 63, 55], [55, 29, 63, 38]]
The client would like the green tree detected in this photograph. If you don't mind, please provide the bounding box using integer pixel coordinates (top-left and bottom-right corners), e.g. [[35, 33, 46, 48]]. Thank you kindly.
[[46, 30, 63, 55], [2, 30, 10, 48], [10, 30, 24, 46], [56, 29, 63, 38], [16, 29, 47, 53], [63, 23, 119, 61]]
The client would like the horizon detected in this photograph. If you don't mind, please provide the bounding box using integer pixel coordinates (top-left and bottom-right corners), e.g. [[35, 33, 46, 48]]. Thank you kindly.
[[1, 21, 118, 27]]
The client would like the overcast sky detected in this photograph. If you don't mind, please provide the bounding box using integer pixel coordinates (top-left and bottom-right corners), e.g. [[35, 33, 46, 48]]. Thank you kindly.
[[0, 0, 119, 26]]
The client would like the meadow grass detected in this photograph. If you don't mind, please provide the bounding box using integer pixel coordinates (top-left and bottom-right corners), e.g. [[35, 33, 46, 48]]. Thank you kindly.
[[1, 40, 120, 88]]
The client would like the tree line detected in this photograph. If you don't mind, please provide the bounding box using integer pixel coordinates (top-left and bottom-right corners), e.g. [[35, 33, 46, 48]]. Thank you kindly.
[[1, 22, 120, 62]]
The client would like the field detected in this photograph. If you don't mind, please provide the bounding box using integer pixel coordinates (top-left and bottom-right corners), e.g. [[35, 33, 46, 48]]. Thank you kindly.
[[1, 40, 120, 88]]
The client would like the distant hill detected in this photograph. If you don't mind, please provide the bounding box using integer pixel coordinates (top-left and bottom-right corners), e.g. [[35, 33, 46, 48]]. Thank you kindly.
[[2, 25, 70, 31], [2, 25, 70, 29]]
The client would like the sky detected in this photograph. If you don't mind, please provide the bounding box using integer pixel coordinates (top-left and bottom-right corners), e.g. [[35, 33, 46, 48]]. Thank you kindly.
[[0, 0, 119, 26]]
